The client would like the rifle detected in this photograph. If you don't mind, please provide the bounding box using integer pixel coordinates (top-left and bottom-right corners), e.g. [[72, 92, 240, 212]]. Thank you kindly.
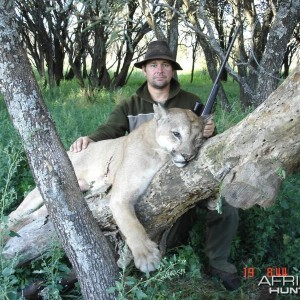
[[194, 24, 241, 116]]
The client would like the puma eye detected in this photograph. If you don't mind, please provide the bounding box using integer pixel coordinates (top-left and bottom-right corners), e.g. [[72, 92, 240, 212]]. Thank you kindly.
[[172, 131, 181, 139]]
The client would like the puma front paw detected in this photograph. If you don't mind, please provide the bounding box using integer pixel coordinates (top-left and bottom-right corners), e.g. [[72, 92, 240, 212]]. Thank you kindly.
[[131, 238, 161, 273]]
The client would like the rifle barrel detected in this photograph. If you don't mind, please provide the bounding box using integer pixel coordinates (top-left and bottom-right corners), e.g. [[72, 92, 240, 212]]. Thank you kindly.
[[200, 24, 241, 116]]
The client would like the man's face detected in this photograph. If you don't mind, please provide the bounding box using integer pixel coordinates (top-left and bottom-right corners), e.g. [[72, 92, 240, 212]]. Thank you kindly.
[[142, 60, 175, 89]]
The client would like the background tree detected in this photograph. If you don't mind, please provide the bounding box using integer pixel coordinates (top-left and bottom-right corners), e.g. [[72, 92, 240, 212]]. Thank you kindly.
[[15, 0, 73, 89], [281, 23, 300, 78], [137, 0, 181, 60], [0, 2, 119, 299], [182, 0, 300, 108], [14, 0, 299, 108], [232, 0, 300, 106], [182, 0, 232, 111], [110, 0, 151, 88]]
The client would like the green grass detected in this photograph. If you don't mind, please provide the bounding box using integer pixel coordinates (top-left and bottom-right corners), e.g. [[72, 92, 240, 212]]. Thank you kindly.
[[0, 71, 300, 299]]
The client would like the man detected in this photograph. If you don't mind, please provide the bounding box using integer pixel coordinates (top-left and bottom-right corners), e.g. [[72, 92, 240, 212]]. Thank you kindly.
[[70, 40, 240, 291]]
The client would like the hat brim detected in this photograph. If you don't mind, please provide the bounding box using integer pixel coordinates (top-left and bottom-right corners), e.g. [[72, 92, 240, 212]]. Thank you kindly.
[[134, 57, 183, 70]]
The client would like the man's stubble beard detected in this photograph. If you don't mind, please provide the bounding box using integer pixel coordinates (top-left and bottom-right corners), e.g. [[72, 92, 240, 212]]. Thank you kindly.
[[149, 78, 170, 90]]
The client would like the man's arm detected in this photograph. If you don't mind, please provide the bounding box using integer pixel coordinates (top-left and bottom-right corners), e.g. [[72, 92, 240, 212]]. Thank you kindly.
[[69, 102, 130, 152]]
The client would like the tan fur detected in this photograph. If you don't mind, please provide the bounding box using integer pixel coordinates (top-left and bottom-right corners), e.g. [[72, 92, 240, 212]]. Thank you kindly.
[[8, 105, 206, 272]]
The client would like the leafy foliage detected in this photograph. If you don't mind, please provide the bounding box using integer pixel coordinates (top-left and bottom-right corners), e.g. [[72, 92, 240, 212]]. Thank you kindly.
[[108, 254, 187, 299], [235, 173, 300, 269]]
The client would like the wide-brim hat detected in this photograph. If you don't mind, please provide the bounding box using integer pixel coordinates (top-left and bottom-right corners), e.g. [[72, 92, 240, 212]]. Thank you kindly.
[[134, 40, 183, 70]]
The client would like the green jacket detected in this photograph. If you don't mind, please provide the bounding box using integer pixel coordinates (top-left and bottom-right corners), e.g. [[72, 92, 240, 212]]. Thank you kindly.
[[88, 78, 204, 141]]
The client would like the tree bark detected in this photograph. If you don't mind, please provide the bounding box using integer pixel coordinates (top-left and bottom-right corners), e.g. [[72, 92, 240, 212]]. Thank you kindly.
[[232, 0, 300, 106], [0, 2, 119, 299], [255, 0, 300, 105], [164, 0, 179, 57], [4, 66, 300, 267]]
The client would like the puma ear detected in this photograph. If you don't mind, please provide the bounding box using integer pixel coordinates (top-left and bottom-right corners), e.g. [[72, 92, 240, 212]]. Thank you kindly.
[[153, 104, 168, 120]]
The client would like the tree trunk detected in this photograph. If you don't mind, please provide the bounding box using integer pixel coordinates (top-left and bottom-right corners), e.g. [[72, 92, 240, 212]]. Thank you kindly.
[[165, 0, 179, 57], [112, 1, 150, 88], [232, 0, 300, 107], [255, 0, 300, 105], [89, 21, 111, 90], [54, 36, 65, 86], [0, 3, 119, 299], [4, 66, 300, 268], [112, 45, 135, 88]]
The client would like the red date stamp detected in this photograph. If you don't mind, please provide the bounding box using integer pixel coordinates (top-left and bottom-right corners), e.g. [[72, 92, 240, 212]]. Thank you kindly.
[[243, 267, 288, 278]]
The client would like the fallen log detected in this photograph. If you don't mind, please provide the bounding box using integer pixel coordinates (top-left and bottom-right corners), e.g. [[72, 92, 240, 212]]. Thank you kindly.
[[3, 66, 300, 266]]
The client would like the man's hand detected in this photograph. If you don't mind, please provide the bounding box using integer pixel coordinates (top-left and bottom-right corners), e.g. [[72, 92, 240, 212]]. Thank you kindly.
[[69, 136, 95, 152], [203, 117, 215, 138]]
